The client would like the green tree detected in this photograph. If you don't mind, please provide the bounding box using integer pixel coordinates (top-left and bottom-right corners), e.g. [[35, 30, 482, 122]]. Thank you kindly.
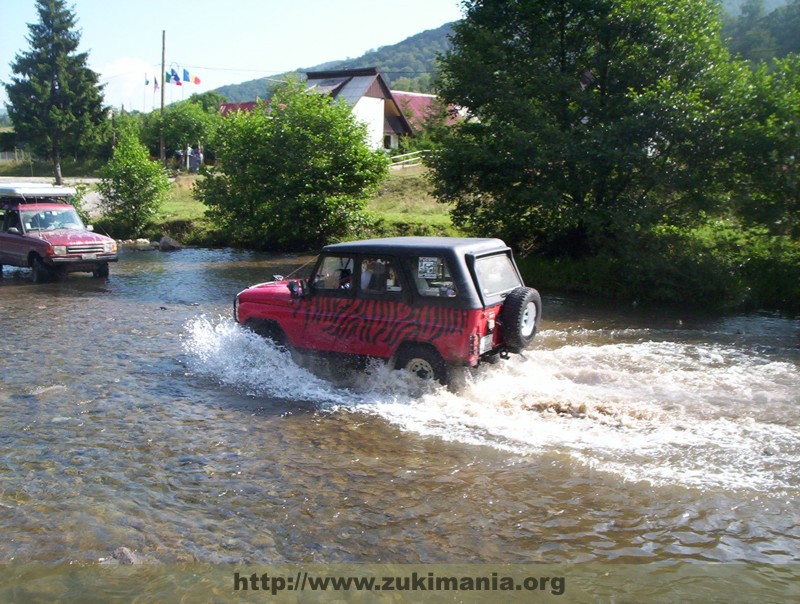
[[723, 55, 800, 236], [140, 99, 220, 167], [430, 0, 734, 255], [97, 122, 170, 238], [3, 0, 106, 184], [196, 82, 388, 250]]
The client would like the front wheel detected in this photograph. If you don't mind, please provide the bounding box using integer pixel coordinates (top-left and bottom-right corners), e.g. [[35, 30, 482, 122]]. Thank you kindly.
[[31, 257, 52, 284], [394, 345, 448, 385], [93, 263, 109, 278], [500, 287, 542, 353]]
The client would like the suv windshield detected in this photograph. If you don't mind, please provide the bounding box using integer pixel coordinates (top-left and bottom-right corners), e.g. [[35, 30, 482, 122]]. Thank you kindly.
[[474, 253, 522, 297], [21, 208, 85, 232]]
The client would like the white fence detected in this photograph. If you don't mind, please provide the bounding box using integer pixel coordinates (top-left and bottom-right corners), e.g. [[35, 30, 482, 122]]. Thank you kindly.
[[0, 150, 33, 163], [389, 150, 431, 169]]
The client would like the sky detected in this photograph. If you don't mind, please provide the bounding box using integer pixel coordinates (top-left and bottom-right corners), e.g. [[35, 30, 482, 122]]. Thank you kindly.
[[0, 0, 464, 113]]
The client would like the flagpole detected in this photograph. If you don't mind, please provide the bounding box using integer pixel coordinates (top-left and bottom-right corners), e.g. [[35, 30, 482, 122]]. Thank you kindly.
[[159, 30, 166, 166]]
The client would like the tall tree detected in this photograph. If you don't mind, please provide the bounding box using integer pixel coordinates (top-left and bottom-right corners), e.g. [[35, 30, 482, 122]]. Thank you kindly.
[[430, 0, 733, 255], [4, 0, 106, 184]]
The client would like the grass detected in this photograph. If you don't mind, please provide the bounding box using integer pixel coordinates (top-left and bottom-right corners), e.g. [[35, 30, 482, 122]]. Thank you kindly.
[[366, 165, 458, 237], [153, 166, 458, 242]]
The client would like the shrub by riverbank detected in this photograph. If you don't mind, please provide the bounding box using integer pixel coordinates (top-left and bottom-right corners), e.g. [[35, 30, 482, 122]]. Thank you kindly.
[[518, 220, 800, 312]]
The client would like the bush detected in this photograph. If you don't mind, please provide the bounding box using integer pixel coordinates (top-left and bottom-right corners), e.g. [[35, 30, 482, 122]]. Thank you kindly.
[[196, 82, 388, 251], [96, 125, 171, 238], [519, 219, 800, 311]]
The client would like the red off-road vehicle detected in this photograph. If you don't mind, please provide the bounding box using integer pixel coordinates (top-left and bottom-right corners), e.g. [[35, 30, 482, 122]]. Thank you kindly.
[[0, 183, 118, 282], [234, 237, 541, 383]]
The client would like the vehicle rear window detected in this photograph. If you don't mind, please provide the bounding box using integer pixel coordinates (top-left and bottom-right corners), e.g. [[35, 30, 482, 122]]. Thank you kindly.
[[474, 253, 522, 296]]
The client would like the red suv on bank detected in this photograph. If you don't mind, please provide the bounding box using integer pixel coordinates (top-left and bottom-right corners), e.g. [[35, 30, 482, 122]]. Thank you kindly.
[[234, 237, 541, 383], [0, 183, 118, 282]]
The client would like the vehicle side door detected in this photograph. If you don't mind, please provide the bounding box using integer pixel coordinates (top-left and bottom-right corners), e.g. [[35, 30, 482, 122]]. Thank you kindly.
[[342, 254, 409, 358], [0, 209, 27, 266], [293, 253, 357, 351]]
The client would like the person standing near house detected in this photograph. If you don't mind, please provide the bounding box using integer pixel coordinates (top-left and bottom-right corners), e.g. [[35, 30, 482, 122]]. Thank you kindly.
[[189, 147, 203, 172]]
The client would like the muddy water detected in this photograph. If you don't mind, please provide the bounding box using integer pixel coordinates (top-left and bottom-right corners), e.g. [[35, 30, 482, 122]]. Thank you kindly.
[[0, 248, 798, 596]]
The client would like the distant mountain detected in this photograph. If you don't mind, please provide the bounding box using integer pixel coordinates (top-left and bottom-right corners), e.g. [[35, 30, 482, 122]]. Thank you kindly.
[[214, 22, 455, 103]]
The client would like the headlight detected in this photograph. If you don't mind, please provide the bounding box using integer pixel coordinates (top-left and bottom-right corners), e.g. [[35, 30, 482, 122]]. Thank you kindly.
[[52, 245, 67, 256], [103, 241, 117, 253]]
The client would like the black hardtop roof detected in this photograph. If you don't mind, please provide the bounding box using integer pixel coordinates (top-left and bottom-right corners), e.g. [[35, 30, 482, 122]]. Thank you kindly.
[[322, 236, 511, 257]]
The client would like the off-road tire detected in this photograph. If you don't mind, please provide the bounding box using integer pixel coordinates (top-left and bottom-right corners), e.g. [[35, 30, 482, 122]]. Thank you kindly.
[[395, 344, 448, 384], [500, 287, 541, 353]]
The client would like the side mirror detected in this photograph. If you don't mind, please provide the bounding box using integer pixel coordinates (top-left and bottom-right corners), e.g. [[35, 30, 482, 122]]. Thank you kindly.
[[7, 227, 20, 235], [86, 225, 94, 232], [287, 279, 310, 298]]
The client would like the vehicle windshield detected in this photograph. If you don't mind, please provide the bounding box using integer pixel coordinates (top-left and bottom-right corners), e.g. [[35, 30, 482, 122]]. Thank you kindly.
[[21, 208, 85, 232], [474, 253, 522, 297]]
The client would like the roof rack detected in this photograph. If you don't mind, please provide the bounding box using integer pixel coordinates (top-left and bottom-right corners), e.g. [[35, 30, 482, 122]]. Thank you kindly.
[[0, 183, 77, 203]]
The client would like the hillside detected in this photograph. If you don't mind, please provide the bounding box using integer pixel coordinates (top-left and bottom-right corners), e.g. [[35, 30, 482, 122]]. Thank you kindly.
[[214, 22, 454, 102], [213, 2, 796, 103]]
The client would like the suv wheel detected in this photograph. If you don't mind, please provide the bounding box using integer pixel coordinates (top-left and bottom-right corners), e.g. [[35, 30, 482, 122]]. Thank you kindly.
[[31, 257, 51, 284], [93, 263, 110, 278], [245, 319, 288, 349], [501, 287, 542, 353], [395, 345, 448, 384]]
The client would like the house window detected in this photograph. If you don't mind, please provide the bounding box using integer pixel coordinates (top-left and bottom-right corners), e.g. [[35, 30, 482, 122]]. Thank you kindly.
[[383, 135, 393, 149]]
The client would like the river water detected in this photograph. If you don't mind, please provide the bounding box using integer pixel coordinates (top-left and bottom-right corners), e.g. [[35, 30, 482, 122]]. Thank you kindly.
[[1, 247, 798, 600]]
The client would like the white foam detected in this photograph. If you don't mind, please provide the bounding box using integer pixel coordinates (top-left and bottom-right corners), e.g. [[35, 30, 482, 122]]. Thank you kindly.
[[182, 317, 800, 493]]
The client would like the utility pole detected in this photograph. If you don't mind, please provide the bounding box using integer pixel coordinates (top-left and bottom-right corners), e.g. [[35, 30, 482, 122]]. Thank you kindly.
[[159, 30, 166, 166]]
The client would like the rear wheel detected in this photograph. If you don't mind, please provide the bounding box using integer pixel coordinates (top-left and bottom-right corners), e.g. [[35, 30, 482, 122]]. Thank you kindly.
[[395, 345, 448, 384], [500, 287, 542, 353]]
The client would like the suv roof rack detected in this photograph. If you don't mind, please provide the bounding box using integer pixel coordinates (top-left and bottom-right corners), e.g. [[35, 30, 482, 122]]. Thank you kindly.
[[0, 182, 77, 203]]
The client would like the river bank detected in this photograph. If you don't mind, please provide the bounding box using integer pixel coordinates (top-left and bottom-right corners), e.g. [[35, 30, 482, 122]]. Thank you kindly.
[[3, 171, 798, 314]]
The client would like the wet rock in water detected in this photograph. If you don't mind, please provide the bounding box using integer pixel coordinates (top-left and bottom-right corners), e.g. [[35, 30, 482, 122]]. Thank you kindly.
[[159, 236, 183, 251], [102, 546, 143, 565]]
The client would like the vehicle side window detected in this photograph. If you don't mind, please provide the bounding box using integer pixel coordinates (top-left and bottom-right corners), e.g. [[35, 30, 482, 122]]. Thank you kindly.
[[359, 257, 403, 295], [2, 210, 21, 232], [409, 256, 457, 297], [313, 255, 354, 292]]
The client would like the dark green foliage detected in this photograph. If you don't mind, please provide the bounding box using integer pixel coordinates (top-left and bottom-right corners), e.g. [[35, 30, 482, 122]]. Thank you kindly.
[[138, 99, 221, 164], [431, 0, 733, 256], [520, 221, 800, 310], [195, 82, 388, 251], [96, 123, 171, 238], [3, 0, 107, 184], [723, 0, 800, 62]]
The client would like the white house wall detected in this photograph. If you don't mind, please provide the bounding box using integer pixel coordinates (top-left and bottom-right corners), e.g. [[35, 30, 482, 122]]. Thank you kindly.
[[352, 96, 385, 150]]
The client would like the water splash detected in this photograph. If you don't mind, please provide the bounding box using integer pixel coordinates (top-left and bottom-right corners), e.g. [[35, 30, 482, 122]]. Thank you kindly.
[[182, 316, 800, 493]]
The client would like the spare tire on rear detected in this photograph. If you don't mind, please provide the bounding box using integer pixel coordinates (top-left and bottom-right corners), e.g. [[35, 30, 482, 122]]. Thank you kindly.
[[500, 287, 541, 353]]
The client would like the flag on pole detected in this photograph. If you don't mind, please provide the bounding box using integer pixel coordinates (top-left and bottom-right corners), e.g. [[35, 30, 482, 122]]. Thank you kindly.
[[145, 73, 150, 86], [170, 68, 182, 86], [154, 76, 159, 92], [183, 69, 201, 85]]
